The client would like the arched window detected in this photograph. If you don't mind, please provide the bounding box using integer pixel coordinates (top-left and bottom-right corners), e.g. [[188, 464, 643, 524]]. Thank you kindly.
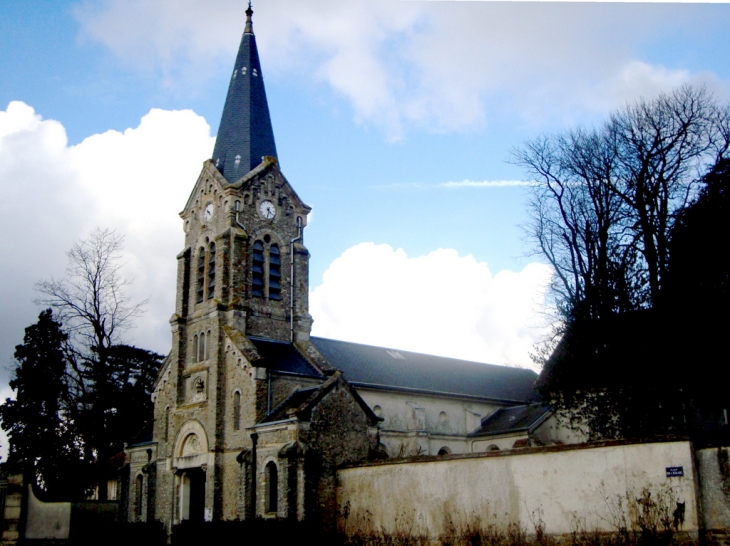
[[192, 335, 198, 363], [135, 475, 144, 518], [164, 407, 170, 442], [265, 462, 278, 513], [437, 446, 452, 456], [252, 239, 284, 300], [198, 332, 205, 362], [252, 240, 265, 298], [269, 245, 281, 300], [207, 243, 216, 299], [205, 330, 211, 360], [233, 391, 241, 431], [196, 247, 205, 303]]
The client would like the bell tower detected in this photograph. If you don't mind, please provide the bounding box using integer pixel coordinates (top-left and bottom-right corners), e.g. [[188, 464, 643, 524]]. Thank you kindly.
[[144, 4, 329, 526], [173, 3, 313, 346]]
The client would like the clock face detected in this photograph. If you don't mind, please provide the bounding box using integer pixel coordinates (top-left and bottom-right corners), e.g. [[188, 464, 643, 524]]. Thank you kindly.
[[203, 203, 214, 222], [259, 200, 276, 219]]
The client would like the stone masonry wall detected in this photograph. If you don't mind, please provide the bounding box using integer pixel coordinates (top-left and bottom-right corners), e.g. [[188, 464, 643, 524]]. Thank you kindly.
[[304, 381, 378, 530]]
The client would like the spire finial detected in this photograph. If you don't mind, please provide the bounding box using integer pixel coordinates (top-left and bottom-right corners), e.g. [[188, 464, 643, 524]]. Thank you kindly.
[[244, 2, 254, 35]]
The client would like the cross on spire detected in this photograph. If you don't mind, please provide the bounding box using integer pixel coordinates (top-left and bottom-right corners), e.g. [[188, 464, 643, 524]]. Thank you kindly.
[[244, 2, 254, 35]]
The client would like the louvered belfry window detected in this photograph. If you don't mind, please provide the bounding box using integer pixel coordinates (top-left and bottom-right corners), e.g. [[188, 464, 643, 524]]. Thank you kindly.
[[207, 243, 216, 299], [196, 247, 206, 303], [269, 244, 282, 300], [252, 240, 265, 298], [252, 239, 284, 300]]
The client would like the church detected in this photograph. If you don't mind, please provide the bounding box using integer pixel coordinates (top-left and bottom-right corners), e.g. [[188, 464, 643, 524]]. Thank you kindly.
[[125, 5, 561, 529]]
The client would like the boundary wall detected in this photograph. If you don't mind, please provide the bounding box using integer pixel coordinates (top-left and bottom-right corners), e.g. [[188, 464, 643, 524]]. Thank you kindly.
[[336, 439, 699, 538], [696, 447, 730, 543]]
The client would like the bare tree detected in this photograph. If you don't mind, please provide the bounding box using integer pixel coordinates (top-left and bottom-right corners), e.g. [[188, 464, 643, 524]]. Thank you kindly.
[[34, 229, 157, 497], [514, 129, 636, 324], [514, 85, 730, 326], [35, 228, 147, 367], [609, 85, 730, 304], [515, 86, 730, 439]]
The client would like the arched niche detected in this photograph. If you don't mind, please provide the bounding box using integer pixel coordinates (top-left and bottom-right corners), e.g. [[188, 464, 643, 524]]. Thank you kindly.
[[174, 420, 210, 459]]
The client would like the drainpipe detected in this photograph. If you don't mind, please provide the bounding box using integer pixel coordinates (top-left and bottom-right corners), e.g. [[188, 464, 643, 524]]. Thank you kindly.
[[267, 372, 272, 415], [250, 433, 258, 518], [234, 200, 246, 231], [289, 217, 303, 343]]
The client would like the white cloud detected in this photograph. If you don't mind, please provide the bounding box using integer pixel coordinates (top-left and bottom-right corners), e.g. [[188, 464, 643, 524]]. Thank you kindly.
[[0, 385, 12, 461], [583, 60, 724, 114], [76, 0, 724, 140], [0, 102, 89, 378], [73, 0, 726, 138], [310, 243, 553, 369], [0, 102, 214, 379], [68, 108, 216, 352]]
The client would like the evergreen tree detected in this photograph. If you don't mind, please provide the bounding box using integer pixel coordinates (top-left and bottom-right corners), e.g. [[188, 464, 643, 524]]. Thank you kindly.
[[0, 310, 88, 498], [76, 344, 164, 486]]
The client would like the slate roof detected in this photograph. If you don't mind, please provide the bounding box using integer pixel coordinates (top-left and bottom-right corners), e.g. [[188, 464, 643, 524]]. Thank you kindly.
[[212, 6, 278, 182], [310, 337, 538, 403], [258, 372, 381, 425], [260, 387, 320, 424], [469, 403, 552, 437], [249, 337, 323, 377]]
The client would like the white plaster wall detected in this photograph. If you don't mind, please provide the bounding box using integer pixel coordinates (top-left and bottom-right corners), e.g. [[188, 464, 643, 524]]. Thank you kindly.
[[471, 433, 527, 452], [533, 414, 588, 446], [337, 441, 698, 538], [357, 389, 502, 456], [24, 485, 71, 540], [696, 447, 730, 530]]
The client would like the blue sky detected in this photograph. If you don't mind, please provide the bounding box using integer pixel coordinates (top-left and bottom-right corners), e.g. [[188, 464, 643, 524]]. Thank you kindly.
[[1, 0, 729, 427]]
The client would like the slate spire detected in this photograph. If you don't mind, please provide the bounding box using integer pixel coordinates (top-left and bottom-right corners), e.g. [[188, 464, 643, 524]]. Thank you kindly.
[[212, 3, 278, 182]]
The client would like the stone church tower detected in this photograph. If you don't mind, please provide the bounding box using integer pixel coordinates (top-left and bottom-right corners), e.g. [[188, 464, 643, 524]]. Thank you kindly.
[[126, 5, 380, 529]]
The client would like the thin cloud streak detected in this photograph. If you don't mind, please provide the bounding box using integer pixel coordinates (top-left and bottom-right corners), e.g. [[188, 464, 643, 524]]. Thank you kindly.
[[371, 179, 536, 190], [440, 179, 537, 188]]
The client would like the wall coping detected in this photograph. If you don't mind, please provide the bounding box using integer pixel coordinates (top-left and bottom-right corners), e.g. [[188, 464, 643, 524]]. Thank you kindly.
[[340, 435, 692, 469]]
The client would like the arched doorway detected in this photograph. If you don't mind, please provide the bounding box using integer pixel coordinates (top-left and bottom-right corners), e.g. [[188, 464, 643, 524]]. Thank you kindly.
[[180, 468, 206, 522], [264, 461, 278, 514], [173, 421, 211, 523]]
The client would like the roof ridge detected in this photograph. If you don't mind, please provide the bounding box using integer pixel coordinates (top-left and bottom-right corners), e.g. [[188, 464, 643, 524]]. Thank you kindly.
[[311, 336, 535, 372]]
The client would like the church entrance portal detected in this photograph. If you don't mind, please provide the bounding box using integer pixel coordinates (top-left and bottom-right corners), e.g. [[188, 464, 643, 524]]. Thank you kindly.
[[180, 468, 205, 522]]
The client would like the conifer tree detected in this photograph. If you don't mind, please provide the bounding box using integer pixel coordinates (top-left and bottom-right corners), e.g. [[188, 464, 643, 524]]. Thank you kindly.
[[0, 309, 88, 498]]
